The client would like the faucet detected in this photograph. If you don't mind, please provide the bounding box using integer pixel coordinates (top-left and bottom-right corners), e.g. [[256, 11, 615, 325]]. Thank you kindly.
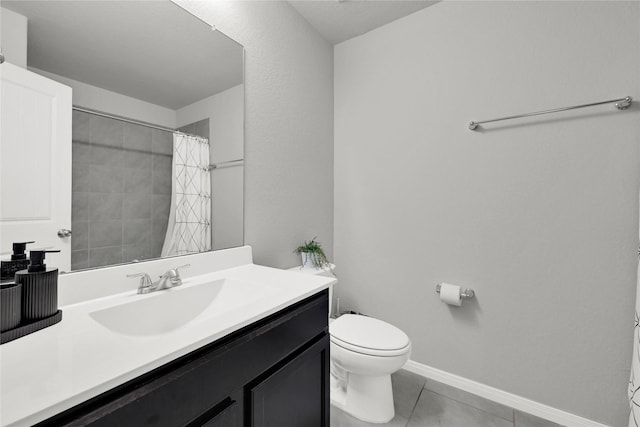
[[127, 264, 190, 294]]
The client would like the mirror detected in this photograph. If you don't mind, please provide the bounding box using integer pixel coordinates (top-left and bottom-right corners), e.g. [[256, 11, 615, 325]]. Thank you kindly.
[[0, 1, 244, 273]]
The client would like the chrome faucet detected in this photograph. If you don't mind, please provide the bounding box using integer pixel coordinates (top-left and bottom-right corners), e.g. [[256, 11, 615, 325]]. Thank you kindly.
[[127, 264, 190, 294]]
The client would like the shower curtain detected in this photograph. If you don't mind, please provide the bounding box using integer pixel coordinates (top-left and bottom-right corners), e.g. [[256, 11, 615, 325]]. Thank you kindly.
[[161, 133, 211, 257], [630, 195, 640, 426]]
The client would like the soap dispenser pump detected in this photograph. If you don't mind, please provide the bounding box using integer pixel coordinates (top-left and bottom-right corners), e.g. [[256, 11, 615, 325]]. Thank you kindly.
[[15, 250, 61, 321], [27, 250, 59, 273], [1, 241, 35, 280]]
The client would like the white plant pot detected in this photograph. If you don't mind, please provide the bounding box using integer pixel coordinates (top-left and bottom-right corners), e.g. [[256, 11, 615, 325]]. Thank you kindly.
[[301, 252, 317, 269]]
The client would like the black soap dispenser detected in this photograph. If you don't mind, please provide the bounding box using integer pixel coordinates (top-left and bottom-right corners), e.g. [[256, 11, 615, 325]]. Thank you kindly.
[[1, 241, 35, 280], [15, 250, 60, 321]]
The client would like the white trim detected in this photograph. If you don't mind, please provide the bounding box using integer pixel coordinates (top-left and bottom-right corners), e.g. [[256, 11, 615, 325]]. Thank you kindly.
[[403, 360, 611, 427]]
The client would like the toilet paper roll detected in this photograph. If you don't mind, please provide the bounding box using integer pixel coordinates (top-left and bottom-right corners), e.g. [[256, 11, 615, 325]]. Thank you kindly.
[[439, 283, 462, 306]]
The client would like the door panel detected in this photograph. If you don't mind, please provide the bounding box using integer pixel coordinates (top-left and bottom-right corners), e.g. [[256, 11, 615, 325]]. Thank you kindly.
[[250, 336, 330, 427], [1, 63, 72, 271]]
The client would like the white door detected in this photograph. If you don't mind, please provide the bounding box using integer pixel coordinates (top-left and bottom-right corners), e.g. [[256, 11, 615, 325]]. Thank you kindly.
[[0, 63, 72, 272]]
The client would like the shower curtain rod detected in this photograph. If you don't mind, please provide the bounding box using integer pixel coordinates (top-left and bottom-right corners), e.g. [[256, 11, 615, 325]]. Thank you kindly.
[[206, 159, 244, 171], [72, 106, 208, 140], [468, 96, 632, 130]]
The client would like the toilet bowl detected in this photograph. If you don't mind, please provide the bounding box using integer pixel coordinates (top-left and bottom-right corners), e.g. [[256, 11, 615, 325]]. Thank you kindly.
[[330, 314, 411, 423], [288, 265, 412, 423]]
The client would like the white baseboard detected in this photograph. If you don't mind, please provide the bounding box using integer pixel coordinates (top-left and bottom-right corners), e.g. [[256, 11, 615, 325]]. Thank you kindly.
[[403, 360, 611, 427]]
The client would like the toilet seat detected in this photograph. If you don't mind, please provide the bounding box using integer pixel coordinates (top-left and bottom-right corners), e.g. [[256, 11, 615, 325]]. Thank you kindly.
[[331, 335, 411, 357], [330, 314, 410, 357]]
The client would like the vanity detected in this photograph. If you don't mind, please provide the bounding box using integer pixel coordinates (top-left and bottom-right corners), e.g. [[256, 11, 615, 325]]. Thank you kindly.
[[0, 247, 335, 427], [0, 3, 335, 425]]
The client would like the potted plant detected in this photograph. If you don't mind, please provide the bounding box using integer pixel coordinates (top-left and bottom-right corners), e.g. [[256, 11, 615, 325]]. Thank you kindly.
[[295, 237, 330, 269]]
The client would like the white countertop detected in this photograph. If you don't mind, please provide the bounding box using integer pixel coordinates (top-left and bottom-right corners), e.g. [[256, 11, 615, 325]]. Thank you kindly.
[[0, 257, 334, 427]]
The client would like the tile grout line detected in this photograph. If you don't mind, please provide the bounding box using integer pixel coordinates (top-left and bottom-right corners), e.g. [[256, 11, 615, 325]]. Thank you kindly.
[[421, 386, 515, 424], [405, 382, 426, 427]]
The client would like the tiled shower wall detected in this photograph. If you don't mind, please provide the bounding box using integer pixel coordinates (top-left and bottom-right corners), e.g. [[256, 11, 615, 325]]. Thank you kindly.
[[71, 111, 173, 270]]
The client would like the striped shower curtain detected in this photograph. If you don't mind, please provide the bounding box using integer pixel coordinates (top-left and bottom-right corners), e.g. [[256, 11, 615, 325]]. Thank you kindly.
[[161, 133, 211, 257]]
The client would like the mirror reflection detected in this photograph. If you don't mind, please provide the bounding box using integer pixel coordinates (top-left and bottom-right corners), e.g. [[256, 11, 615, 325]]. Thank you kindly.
[[0, 1, 244, 273]]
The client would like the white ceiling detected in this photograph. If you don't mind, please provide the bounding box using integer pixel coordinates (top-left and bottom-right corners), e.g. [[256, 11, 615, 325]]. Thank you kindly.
[[288, 0, 439, 45], [1, 0, 437, 109], [2, 1, 244, 110]]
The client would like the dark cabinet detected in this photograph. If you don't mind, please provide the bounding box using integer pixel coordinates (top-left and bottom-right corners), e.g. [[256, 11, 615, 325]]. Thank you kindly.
[[192, 399, 238, 427], [201, 402, 237, 427], [250, 336, 329, 427], [37, 290, 329, 427]]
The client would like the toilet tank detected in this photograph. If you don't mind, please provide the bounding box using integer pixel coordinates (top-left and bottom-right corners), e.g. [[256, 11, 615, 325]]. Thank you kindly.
[[287, 264, 336, 316]]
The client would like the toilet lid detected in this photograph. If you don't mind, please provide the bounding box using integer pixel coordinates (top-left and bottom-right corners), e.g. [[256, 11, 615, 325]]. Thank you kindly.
[[329, 314, 410, 353]]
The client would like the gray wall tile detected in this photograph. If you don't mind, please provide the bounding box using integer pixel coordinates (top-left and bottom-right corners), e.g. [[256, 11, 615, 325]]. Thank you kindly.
[[123, 219, 152, 246], [72, 164, 91, 192], [153, 152, 173, 170], [123, 168, 152, 194], [152, 154, 173, 195], [194, 119, 210, 139], [90, 220, 123, 248], [89, 246, 122, 268], [90, 144, 123, 167], [177, 123, 195, 137], [152, 129, 173, 155], [124, 123, 152, 151], [72, 141, 91, 164], [72, 110, 90, 143], [71, 220, 88, 251], [71, 250, 89, 271], [152, 195, 171, 221], [124, 151, 153, 170], [89, 166, 123, 193], [123, 193, 152, 219], [152, 218, 169, 257], [72, 114, 175, 271], [123, 243, 153, 263], [72, 192, 89, 221], [180, 118, 210, 139], [90, 115, 123, 147], [89, 193, 122, 221]]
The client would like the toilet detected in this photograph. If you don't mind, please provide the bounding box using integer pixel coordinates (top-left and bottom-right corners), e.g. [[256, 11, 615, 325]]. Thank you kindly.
[[288, 265, 412, 423]]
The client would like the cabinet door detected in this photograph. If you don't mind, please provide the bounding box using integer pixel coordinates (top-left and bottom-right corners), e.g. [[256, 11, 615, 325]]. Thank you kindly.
[[250, 335, 330, 427]]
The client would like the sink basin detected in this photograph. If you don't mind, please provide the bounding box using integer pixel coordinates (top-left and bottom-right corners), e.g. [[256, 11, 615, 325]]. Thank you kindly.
[[89, 278, 275, 336]]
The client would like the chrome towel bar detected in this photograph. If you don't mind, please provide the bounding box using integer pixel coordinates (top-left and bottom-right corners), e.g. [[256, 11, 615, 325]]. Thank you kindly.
[[469, 96, 632, 130]]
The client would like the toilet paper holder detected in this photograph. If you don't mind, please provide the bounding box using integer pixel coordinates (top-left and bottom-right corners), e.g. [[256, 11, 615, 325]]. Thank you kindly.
[[435, 284, 475, 300]]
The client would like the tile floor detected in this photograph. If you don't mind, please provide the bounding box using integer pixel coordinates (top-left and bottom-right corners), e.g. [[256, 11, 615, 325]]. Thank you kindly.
[[330, 370, 564, 427]]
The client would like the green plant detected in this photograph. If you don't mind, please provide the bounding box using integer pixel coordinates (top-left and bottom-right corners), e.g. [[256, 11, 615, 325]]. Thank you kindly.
[[295, 237, 329, 269]]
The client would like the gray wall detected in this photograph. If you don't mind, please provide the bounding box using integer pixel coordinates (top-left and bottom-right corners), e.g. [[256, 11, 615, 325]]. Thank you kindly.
[[334, 2, 639, 426], [176, 85, 245, 251], [176, 0, 334, 268], [71, 111, 173, 269]]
